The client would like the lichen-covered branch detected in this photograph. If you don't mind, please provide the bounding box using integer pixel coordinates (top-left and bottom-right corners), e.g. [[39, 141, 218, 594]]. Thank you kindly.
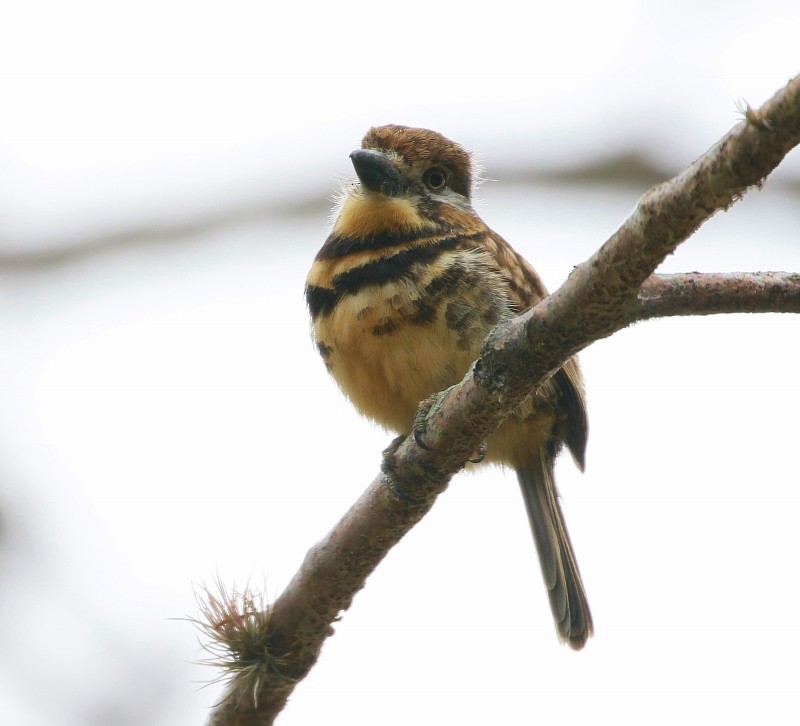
[[201, 73, 800, 726]]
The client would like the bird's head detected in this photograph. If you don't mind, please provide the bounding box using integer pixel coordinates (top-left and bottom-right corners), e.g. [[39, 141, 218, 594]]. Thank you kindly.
[[353, 125, 473, 200], [330, 125, 478, 242]]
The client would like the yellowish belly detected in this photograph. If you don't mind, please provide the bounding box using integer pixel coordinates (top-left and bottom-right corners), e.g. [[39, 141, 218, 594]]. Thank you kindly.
[[314, 281, 482, 433]]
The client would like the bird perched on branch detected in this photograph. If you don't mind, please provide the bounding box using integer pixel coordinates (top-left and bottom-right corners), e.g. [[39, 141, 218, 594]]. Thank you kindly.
[[305, 124, 592, 649]]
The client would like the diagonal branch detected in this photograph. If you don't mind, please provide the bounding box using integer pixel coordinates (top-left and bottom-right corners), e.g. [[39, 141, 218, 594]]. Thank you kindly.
[[202, 73, 800, 726]]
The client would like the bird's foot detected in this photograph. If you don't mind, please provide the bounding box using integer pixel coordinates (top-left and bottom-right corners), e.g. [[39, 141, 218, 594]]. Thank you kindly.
[[468, 441, 488, 464], [411, 389, 451, 452]]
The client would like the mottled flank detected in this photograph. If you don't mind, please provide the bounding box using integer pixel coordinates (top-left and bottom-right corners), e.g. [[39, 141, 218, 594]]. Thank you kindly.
[[444, 300, 477, 349], [371, 319, 399, 337], [407, 299, 437, 325]]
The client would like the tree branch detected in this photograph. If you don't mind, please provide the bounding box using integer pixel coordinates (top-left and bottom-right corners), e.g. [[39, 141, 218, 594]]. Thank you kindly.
[[636, 272, 800, 319], [201, 73, 800, 726]]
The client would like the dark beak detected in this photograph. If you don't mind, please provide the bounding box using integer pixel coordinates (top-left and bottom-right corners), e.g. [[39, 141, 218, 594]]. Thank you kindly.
[[349, 149, 407, 197]]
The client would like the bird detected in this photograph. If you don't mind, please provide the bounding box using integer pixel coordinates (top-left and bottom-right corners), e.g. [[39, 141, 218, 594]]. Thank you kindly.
[[305, 124, 592, 649]]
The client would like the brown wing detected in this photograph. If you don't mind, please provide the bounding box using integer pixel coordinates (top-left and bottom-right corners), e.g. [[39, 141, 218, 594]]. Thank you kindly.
[[483, 230, 550, 309], [484, 229, 589, 469]]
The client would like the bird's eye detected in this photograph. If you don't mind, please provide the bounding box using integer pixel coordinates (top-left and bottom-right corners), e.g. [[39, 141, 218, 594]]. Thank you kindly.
[[423, 167, 448, 191]]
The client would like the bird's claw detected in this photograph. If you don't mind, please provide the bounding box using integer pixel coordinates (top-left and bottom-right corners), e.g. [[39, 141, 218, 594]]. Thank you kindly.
[[411, 390, 446, 452], [468, 441, 488, 464], [413, 427, 433, 451]]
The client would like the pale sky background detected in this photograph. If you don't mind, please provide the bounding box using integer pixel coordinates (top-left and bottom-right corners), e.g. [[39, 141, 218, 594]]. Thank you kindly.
[[1, 2, 799, 725]]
